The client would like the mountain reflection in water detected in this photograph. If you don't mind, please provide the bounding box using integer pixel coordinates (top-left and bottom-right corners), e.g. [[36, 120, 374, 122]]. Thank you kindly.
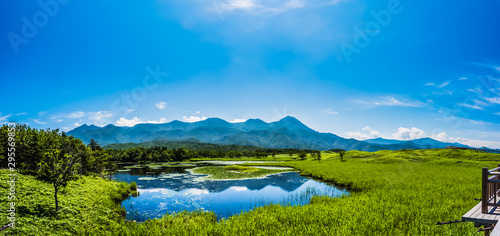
[[114, 164, 348, 221]]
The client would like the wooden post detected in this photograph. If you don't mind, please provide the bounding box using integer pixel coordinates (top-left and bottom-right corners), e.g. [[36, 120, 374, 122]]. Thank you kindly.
[[483, 167, 489, 214]]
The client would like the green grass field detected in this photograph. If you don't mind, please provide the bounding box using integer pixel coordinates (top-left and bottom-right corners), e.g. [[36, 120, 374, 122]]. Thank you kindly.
[[1, 149, 499, 235]]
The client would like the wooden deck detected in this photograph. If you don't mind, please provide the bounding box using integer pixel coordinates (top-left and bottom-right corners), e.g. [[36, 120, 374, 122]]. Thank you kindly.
[[462, 201, 500, 225]]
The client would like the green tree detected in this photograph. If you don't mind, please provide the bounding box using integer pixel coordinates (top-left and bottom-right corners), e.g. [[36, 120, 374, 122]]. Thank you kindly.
[[88, 139, 103, 152], [313, 151, 322, 162], [38, 134, 86, 211], [298, 152, 307, 160], [339, 151, 347, 162]]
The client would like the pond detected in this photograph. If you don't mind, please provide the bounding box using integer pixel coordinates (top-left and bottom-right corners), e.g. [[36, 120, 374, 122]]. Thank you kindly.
[[114, 162, 349, 221]]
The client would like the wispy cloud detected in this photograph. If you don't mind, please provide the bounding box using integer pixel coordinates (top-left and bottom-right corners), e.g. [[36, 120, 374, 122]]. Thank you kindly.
[[66, 111, 86, 119], [0, 114, 12, 123], [471, 61, 500, 73], [323, 108, 338, 114], [485, 97, 500, 105], [355, 96, 425, 108], [459, 77, 468, 80], [425, 81, 450, 88], [33, 119, 47, 125], [155, 102, 167, 109], [458, 103, 482, 110], [89, 111, 113, 122], [372, 96, 424, 107]]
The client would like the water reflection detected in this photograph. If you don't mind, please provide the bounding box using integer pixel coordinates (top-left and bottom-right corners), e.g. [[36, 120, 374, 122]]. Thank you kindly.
[[114, 164, 348, 221]]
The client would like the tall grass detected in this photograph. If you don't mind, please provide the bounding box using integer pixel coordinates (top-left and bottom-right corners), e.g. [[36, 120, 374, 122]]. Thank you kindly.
[[2, 149, 499, 235]]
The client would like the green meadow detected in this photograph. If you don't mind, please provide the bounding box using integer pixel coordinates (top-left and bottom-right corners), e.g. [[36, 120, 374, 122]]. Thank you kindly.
[[1, 149, 499, 235]]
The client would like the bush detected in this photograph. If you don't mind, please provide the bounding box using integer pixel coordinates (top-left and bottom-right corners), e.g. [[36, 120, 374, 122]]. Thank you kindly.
[[130, 182, 137, 191]]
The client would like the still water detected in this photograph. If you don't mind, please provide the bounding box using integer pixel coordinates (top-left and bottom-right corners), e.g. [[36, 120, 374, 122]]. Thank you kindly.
[[114, 162, 348, 221]]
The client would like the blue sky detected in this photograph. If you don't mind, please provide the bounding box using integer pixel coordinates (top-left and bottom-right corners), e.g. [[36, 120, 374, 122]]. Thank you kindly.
[[1, 0, 500, 148]]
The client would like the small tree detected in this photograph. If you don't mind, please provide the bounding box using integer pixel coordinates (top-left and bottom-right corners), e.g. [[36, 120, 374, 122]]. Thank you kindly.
[[104, 159, 118, 180], [38, 136, 85, 211], [298, 152, 307, 160], [339, 151, 346, 162], [314, 151, 322, 162], [288, 151, 293, 159]]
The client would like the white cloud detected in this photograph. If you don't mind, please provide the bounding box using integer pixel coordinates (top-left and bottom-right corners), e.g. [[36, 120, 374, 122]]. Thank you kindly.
[[371, 96, 424, 107], [431, 132, 467, 143], [494, 112, 500, 116], [66, 111, 86, 119], [74, 122, 81, 127], [323, 108, 338, 114], [458, 103, 482, 110], [230, 118, 247, 123], [115, 117, 168, 127], [195, 111, 201, 114], [155, 102, 167, 109], [230, 186, 249, 192], [485, 97, 500, 105], [212, 0, 306, 16], [183, 116, 208, 122], [0, 114, 11, 123], [116, 117, 143, 127], [16, 112, 28, 116], [392, 127, 426, 140], [425, 81, 450, 88], [459, 77, 468, 80], [438, 81, 450, 88], [89, 111, 113, 122], [345, 126, 381, 140], [184, 188, 209, 195], [33, 119, 47, 125]]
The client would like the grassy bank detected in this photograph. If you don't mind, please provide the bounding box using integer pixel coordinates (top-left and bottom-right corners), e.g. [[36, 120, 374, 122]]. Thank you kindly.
[[2, 149, 499, 235], [0, 171, 134, 235]]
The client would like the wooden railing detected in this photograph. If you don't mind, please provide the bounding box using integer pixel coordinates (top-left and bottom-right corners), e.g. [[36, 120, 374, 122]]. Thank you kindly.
[[482, 165, 500, 213]]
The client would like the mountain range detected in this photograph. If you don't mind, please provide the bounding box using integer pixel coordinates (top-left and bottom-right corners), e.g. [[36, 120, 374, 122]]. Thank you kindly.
[[67, 116, 470, 151]]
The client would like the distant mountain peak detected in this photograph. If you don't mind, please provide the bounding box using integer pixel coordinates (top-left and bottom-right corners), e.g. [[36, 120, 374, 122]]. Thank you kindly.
[[273, 116, 313, 131], [280, 116, 300, 122], [200, 117, 230, 125], [245, 118, 266, 123]]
